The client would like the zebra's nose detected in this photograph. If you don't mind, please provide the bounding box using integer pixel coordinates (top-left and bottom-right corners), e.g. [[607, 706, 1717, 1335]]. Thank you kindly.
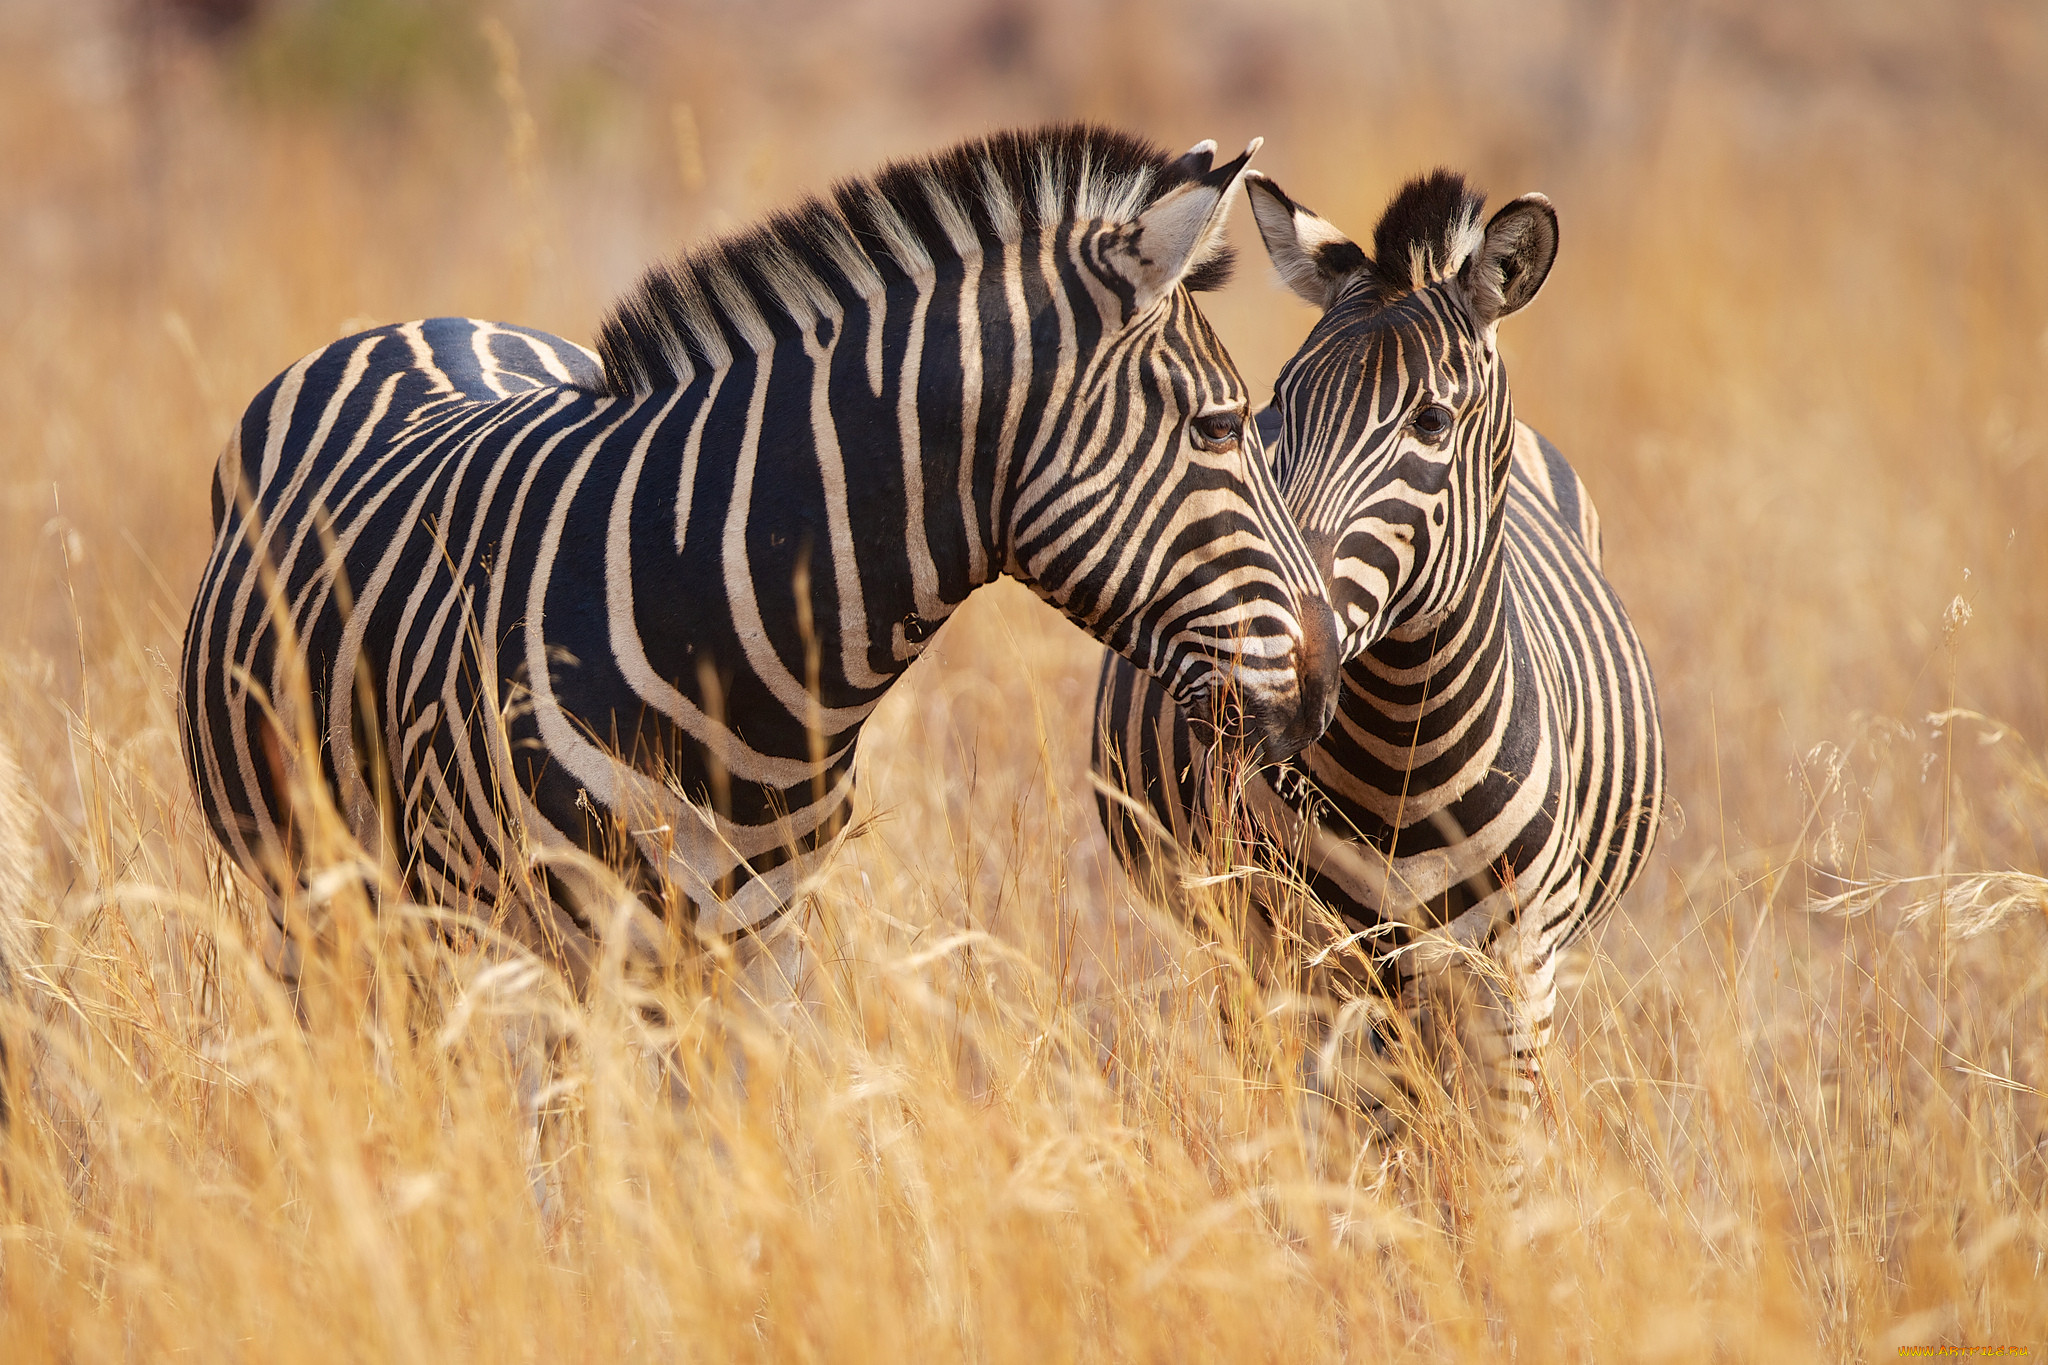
[[1198, 598, 1338, 765], [1231, 595, 1341, 764], [1274, 595, 1341, 757]]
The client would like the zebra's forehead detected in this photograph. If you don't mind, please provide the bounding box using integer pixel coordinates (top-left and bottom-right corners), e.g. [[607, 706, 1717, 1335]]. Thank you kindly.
[[1287, 286, 1485, 400], [1079, 290, 1245, 422], [1324, 275, 1476, 346], [1142, 288, 1248, 396]]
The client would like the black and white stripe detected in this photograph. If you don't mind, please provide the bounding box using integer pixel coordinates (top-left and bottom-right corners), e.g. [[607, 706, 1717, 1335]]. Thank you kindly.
[[1094, 169, 1663, 1148], [181, 126, 1340, 978]]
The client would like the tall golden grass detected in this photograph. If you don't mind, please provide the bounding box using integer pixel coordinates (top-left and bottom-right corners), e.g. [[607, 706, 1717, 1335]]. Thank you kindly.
[[2, 1, 2044, 1358]]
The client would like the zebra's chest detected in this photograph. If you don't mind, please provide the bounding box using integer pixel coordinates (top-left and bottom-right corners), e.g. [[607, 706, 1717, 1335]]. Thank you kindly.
[[1276, 602, 1579, 908]]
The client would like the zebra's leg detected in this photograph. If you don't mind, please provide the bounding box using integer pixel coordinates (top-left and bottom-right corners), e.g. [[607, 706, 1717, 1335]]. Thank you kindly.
[[1272, 896, 1428, 1184], [1405, 914, 1560, 1197], [257, 893, 312, 1023], [1284, 916, 1517, 1207], [1285, 912, 1556, 1200], [1492, 931, 1561, 1197], [1300, 988, 1417, 1177]]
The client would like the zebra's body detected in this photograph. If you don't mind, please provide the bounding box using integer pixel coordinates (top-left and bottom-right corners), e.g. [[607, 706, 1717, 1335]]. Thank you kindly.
[[1094, 170, 1663, 1153], [182, 127, 1339, 978]]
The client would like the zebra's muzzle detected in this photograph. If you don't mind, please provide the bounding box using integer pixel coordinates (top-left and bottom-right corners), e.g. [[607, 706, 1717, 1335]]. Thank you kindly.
[[1266, 592, 1342, 758], [1196, 595, 1341, 765]]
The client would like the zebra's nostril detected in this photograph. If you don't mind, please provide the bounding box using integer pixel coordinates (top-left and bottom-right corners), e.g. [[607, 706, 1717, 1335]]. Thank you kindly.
[[1263, 596, 1341, 760]]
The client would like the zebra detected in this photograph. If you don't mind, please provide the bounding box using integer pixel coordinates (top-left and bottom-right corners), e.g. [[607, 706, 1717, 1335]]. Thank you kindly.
[[1093, 168, 1664, 1166], [179, 125, 1342, 986]]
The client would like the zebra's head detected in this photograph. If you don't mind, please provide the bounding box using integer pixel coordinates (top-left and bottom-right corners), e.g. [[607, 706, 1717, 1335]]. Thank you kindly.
[[1006, 138, 1340, 763], [1245, 169, 1558, 657]]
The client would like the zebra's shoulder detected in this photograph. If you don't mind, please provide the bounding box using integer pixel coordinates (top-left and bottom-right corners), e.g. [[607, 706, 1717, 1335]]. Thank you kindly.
[[1507, 421, 1603, 568]]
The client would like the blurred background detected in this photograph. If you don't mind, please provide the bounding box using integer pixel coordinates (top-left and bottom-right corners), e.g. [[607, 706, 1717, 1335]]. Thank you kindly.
[[3, 2, 2047, 1355]]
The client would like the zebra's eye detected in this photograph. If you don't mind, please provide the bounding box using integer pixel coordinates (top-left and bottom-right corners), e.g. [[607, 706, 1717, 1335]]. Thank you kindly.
[[1190, 409, 1243, 452], [1412, 403, 1454, 444]]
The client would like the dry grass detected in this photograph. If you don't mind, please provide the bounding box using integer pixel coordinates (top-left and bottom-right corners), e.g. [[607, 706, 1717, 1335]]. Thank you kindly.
[[2, 1, 2046, 1358]]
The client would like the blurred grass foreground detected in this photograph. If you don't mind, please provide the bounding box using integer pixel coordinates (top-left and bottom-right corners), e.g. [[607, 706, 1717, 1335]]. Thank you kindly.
[[2, 0, 2047, 1359]]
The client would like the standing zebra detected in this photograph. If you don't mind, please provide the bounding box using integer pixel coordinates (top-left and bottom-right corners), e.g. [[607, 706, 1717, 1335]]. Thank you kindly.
[[181, 126, 1341, 982], [1094, 169, 1664, 1164]]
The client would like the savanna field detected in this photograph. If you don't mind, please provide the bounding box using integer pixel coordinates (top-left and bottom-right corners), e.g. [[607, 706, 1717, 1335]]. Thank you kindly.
[[2, 1, 2046, 1359]]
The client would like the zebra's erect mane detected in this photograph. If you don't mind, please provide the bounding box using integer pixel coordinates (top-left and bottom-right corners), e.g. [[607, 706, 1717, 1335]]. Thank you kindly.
[[1355, 169, 1489, 307], [596, 123, 1233, 396]]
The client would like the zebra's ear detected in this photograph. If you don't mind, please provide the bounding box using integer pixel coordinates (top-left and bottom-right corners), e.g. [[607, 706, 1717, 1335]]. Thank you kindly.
[[1461, 193, 1557, 328], [1167, 139, 1218, 181], [1118, 137, 1261, 314], [1245, 172, 1366, 312]]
